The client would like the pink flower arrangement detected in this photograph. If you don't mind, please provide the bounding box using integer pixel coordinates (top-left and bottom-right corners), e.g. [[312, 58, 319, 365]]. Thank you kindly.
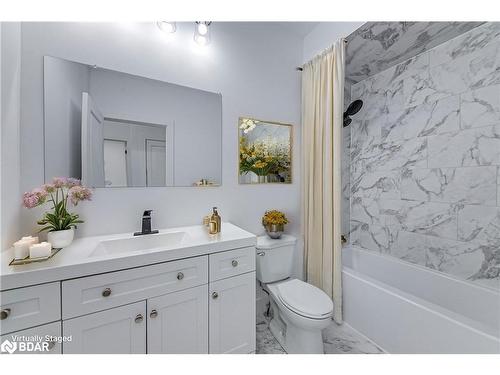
[[23, 188, 49, 209], [69, 185, 93, 205], [22, 177, 93, 232]]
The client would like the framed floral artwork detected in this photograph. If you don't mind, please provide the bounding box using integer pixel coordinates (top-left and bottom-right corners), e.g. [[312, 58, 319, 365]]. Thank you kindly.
[[238, 117, 292, 184]]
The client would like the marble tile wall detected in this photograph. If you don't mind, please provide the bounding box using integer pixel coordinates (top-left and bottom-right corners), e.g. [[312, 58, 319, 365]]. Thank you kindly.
[[342, 84, 352, 237], [345, 22, 484, 83], [349, 22, 500, 290]]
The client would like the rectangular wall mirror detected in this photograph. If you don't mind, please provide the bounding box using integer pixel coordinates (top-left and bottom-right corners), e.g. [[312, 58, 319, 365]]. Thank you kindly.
[[238, 117, 292, 184], [43, 56, 222, 188]]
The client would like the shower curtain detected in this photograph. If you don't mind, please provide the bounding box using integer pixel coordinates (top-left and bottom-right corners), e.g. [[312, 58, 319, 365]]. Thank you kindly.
[[301, 39, 344, 323]]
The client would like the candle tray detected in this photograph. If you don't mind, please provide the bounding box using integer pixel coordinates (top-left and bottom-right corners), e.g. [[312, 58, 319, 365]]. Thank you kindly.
[[9, 247, 62, 266]]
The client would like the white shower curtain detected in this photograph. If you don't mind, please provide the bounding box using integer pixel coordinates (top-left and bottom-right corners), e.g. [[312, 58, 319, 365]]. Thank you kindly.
[[301, 39, 344, 323]]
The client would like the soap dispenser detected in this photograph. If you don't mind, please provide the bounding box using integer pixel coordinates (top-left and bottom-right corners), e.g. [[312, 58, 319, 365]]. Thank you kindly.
[[209, 207, 221, 234]]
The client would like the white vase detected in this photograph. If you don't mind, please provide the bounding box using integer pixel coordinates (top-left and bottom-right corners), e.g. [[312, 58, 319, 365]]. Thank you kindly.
[[47, 228, 75, 249]]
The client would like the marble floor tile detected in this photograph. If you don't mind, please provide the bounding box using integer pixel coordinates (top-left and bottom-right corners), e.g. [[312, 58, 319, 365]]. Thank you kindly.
[[256, 326, 286, 354], [256, 312, 383, 354], [323, 322, 384, 354], [256, 311, 286, 354]]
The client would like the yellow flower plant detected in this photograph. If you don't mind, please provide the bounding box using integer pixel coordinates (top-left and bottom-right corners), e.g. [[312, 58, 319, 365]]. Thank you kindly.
[[262, 210, 289, 226]]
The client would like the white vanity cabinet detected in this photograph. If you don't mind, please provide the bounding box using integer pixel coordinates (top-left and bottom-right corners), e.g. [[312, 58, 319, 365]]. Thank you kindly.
[[1, 232, 256, 354], [147, 284, 208, 354], [0, 282, 60, 335], [209, 271, 256, 354], [1, 321, 62, 354], [63, 301, 147, 354]]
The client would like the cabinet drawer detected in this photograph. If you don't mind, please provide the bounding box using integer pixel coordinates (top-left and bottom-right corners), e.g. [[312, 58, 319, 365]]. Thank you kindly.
[[1, 321, 62, 354], [62, 256, 208, 319], [0, 282, 61, 335], [209, 247, 255, 282]]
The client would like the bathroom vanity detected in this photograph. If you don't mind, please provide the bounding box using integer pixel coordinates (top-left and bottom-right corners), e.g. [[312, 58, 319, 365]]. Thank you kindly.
[[0, 223, 256, 354]]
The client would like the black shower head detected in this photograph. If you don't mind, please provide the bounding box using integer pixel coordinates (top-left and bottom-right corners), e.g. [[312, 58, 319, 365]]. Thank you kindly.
[[343, 99, 363, 127], [346, 99, 363, 116]]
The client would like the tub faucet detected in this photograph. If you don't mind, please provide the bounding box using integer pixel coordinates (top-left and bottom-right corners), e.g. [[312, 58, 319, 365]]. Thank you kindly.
[[134, 210, 159, 236]]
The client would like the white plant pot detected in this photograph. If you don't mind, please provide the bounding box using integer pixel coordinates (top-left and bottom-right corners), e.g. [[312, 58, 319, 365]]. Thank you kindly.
[[47, 228, 75, 249]]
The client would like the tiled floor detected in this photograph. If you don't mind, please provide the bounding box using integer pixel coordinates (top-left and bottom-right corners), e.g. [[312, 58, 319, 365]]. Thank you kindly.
[[256, 311, 383, 354], [322, 322, 384, 354]]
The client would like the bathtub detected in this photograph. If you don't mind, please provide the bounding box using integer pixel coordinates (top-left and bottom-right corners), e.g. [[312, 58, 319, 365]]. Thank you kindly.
[[342, 245, 500, 354]]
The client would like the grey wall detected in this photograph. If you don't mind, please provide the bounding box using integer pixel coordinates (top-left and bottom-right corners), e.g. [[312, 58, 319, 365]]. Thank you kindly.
[[302, 22, 364, 63], [349, 22, 500, 289], [102, 120, 168, 187], [44, 56, 89, 181], [1, 23, 22, 250], [9, 22, 303, 277]]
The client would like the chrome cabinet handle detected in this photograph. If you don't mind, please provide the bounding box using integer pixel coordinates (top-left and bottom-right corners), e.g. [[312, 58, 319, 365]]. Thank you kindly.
[[0, 308, 11, 320], [135, 314, 144, 323], [211, 292, 218, 299], [177, 272, 184, 280], [102, 288, 112, 297], [231, 260, 238, 267], [150, 309, 158, 318], [257, 252, 265, 257]]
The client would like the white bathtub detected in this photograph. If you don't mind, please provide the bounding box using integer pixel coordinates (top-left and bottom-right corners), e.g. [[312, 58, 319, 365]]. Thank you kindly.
[[342, 245, 500, 353]]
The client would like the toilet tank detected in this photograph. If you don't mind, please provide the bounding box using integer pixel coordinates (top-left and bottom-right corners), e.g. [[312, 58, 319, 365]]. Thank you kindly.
[[256, 234, 297, 283]]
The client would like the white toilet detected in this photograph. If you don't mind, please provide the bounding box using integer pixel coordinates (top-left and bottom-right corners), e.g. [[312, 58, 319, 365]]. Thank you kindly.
[[256, 235, 333, 354]]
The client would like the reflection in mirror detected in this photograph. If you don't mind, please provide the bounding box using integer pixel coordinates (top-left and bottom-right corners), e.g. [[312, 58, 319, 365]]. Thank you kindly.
[[43, 56, 222, 188], [238, 118, 292, 184]]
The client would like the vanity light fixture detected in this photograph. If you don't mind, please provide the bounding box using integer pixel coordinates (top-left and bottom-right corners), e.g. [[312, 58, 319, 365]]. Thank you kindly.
[[157, 21, 177, 34], [194, 21, 212, 46]]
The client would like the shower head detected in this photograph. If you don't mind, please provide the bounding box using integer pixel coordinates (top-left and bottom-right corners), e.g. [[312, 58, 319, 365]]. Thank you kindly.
[[346, 100, 363, 116], [343, 99, 363, 127]]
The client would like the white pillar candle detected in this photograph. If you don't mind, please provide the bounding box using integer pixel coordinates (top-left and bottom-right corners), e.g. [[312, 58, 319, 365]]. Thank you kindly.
[[29, 242, 52, 259], [13, 240, 31, 260], [21, 236, 39, 245]]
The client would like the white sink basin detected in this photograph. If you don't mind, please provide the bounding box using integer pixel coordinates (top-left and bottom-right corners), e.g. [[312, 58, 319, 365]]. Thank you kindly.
[[89, 231, 188, 257]]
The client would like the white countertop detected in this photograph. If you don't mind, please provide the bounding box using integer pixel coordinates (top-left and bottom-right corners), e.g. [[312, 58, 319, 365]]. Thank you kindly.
[[0, 222, 256, 291]]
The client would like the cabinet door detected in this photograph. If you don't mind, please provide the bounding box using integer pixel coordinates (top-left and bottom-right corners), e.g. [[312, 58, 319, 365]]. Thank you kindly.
[[1, 321, 62, 354], [209, 272, 256, 354], [147, 285, 208, 354], [63, 301, 146, 354]]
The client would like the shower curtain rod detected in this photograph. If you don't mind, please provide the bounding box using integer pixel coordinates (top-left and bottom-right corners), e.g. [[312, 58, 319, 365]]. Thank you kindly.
[[296, 39, 348, 71]]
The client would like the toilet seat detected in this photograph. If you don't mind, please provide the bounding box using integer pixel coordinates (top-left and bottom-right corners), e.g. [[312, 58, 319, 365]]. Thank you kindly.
[[269, 279, 333, 320]]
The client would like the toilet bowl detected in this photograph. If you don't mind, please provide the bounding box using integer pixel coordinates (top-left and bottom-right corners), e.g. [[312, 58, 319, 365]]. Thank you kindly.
[[255, 235, 334, 354], [266, 278, 333, 353]]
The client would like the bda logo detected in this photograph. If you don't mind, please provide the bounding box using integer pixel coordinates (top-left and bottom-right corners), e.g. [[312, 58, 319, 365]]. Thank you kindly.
[[1, 339, 17, 354]]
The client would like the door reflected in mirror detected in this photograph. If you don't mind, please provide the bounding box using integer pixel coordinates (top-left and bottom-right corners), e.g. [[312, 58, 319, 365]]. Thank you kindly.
[[238, 117, 292, 184], [44, 56, 222, 188]]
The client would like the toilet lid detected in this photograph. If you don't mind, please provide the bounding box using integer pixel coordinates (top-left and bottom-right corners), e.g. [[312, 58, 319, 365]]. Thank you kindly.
[[276, 279, 333, 319]]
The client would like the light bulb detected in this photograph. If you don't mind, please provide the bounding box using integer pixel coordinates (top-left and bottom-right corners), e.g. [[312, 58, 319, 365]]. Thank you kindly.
[[194, 34, 208, 46], [194, 22, 211, 46], [197, 23, 208, 35], [157, 21, 176, 34]]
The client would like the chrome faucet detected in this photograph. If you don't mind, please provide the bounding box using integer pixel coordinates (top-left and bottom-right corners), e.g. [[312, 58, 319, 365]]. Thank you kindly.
[[134, 210, 159, 236]]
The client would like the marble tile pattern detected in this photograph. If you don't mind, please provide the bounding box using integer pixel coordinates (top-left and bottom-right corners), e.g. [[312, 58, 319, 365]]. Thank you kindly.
[[322, 322, 384, 354], [256, 311, 286, 354], [345, 22, 484, 84], [349, 22, 500, 290], [342, 86, 352, 239], [256, 310, 383, 354]]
